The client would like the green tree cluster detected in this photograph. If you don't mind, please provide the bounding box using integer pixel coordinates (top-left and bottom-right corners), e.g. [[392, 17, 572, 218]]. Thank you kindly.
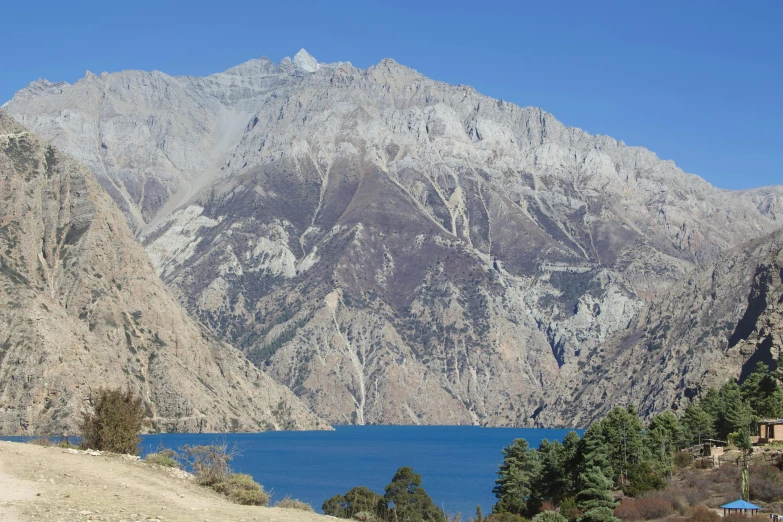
[[683, 362, 783, 444], [492, 405, 690, 519], [323, 466, 444, 522]]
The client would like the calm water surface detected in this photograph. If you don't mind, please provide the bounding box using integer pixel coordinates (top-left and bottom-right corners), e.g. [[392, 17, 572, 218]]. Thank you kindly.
[[141, 425, 580, 516]]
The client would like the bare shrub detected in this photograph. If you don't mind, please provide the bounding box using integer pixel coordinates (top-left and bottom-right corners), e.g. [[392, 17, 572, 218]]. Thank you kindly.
[[180, 443, 236, 485], [276, 495, 314, 511], [687, 505, 719, 522], [636, 497, 674, 519], [615, 499, 642, 521], [679, 486, 706, 507], [723, 514, 751, 522], [56, 437, 77, 449], [750, 464, 783, 502], [614, 496, 674, 520], [28, 436, 52, 447], [650, 489, 688, 515], [179, 443, 268, 506], [675, 451, 694, 468], [715, 465, 740, 484]]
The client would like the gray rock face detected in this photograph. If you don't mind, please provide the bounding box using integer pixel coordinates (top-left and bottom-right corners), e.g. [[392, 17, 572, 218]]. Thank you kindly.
[[558, 228, 783, 427], [5, 51, 783, 426], [0, 111, 327, 435]]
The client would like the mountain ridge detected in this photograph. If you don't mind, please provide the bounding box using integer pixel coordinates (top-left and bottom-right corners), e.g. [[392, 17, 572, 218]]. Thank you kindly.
[[5, 50, 783, 427]]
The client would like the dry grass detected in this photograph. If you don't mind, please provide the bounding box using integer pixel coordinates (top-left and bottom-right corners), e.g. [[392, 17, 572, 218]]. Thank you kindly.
[[276, 495, 314, 511]]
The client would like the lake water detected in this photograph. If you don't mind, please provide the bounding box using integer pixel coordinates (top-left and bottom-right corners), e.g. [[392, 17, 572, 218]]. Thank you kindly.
[[140, 425, 580, 517]]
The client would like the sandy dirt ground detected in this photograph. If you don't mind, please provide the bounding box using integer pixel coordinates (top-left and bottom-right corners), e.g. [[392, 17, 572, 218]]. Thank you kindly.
[[0, 441, 329, 522]]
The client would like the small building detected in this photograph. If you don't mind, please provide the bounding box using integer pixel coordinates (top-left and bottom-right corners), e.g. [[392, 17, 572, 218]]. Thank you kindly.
[[721, 500, 760, 517], [703, 443, 724, 457], [758, 419, 783, 444]]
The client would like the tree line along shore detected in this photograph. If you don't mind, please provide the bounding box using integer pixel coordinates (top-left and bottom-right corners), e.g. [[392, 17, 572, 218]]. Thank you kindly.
[[22, 359, 783, 522]]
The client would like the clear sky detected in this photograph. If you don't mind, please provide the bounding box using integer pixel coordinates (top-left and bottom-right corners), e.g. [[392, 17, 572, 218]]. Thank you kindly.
[[1, 0, 780, 190]]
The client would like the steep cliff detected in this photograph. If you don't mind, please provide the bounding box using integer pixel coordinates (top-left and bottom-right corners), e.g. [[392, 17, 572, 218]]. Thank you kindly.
[[0, 111, 328, 435], [556, 228, 783, 426]]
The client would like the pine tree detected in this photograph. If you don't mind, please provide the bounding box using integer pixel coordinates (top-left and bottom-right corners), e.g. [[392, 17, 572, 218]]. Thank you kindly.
[[741, 362, 783, 419], [384, 466, 444, 522], [539, 439, 569, 503], [601, 406, 644, 484], [562, 431, 582, 496], [576, 467, 619, 522], [493, 438, 542, 517], [533, 511, 568, 522], [718, 381, 751, 440], [682, 404, 715, 446], [646, 411, 688, 462], [578, 423, 613, 482], [700, 388, 723, 422]]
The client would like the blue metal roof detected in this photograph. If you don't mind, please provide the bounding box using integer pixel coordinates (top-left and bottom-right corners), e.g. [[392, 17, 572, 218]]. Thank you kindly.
[[721, 500, 761, 510]]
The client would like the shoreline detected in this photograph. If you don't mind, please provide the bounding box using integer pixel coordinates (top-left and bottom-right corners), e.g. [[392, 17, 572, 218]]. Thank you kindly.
[[0, 441, 329, 522]]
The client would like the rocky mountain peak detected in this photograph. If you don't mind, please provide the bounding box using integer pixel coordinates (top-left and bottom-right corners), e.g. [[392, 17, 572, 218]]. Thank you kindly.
[[293, 48, 319, 73], [5, 53, 783, 427], [1, 79, 70, 107]]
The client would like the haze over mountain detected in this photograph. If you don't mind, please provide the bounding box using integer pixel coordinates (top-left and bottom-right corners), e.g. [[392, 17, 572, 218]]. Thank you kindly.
[[5, 50, 783, 426], [0, 110, 327, 435]]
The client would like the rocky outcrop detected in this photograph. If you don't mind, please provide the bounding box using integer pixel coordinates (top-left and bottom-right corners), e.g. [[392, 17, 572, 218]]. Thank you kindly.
[[5, 51, 783, 426], [0, 111, 328, 435], [555, 228, 783, 427]]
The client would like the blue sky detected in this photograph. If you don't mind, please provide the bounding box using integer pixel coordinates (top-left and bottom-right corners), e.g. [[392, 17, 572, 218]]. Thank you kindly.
[[1, 0, 780, 190]]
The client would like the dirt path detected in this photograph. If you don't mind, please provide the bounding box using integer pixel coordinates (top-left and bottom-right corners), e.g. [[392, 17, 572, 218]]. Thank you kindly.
[[0, 441, 329, 522]]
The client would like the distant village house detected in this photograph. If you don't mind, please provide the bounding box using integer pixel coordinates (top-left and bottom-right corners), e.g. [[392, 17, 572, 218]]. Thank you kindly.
[[758, 419, 783, 445]]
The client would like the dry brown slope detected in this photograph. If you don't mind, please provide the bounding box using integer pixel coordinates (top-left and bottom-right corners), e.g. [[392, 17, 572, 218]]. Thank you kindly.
[[0, 111, 328, 435], [0, 440, 328, 521]]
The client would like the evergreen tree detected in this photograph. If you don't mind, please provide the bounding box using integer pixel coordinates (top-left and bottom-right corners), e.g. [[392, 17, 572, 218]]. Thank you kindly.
[[578, 423, 613, 482], [622, 461, 667, 497], [734, 427, 752, 453], [323, 486, 384, 519], [562, 431, 582, 496], [601, 406, 644, 483], [718, 381, 751, 440], [533, 512, 568, 522], [646, 411, 688, 461], [323, 494, 348, 518], [383, 467, 444, 522], [539, 439, 570, 503], [576, 467, 619, 522], [682, 404, 715, 445], [741, 362, 783, 419], [699, 388, 723, 423], [493, 439, 542, 517]]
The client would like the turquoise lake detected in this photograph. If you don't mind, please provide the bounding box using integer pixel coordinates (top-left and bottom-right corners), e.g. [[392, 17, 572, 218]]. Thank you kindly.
[[140, 425, 580, 517]]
